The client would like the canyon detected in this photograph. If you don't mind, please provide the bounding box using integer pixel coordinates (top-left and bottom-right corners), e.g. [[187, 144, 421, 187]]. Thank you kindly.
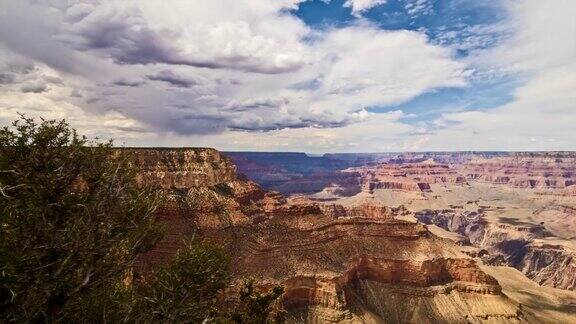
[[134, 149, 576, 323]]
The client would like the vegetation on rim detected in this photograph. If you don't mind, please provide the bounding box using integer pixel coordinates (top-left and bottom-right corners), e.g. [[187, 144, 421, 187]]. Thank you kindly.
[[0, 115, 283, 323]]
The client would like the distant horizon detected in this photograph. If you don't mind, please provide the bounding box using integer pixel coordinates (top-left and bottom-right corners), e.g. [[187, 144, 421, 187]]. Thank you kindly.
[[119, 147, 576, 155]]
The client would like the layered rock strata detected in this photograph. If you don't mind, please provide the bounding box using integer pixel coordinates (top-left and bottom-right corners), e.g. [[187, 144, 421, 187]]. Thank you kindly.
[[130, 148, 529, 322], [457, 154, 576, 189], [349, 160, 467, 193], [415, 209, 576, 291]]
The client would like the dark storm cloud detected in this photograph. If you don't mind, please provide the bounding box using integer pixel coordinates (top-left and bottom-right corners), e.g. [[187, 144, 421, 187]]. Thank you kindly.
[[109, 125, 149, 133], [73, 16, 179, 67], [0, 73, 16, 85], [224, 98, 287, 112], [7, 63, 35, 75], [168, 114, 230, 135], [85, 96, 102, 104], [20, 83, 48, 93], [43, 76, 64, 85], [229, 122, 309, 132], [0, 2, 93, 76], [112, 79, 145, 87], [146, 70, 199, 88], [0, 63, 36, 85], [228, 115, 352, 132]]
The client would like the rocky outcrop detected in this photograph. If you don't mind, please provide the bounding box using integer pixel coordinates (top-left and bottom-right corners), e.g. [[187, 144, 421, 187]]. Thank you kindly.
[[136, 194, 197, 273], [457, 153, 576, 189], [368, 180, 423, 192], [516, 243, 576, 290], [563, 185, 576, 195], [228, 152, 576, 196], [131, 148, 283, 271], [532, 204, 576, 239], [319, 204, 409, 220], [348, 161, 467, 194], [415, 208, 576, 291], [340, 257, 499, 291], [129, 148, 237, 188], [221, 215, 520, 322], [280, 257, 510, 323]]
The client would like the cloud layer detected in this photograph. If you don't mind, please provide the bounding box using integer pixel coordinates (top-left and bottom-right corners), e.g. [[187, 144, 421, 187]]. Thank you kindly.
[[0, 0, 574, 152]]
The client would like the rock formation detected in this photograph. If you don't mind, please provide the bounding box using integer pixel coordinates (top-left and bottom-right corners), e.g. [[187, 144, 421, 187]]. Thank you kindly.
[[130, 148, 535, 323], [246, 150, 576, 293], [349, 160, 466, 193], [414, 208, 576, 291], [457, 153, 576, 189]]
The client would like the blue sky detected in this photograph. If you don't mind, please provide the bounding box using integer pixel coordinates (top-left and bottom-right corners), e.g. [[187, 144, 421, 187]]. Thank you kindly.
[[0, 0, 574, 152], [294, 0, 514, 125]]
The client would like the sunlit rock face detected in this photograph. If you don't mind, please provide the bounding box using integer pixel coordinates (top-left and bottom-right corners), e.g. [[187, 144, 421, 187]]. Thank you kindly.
[[456, 152, 576, 189], [228, 151, 576, 195], [129, 148, 534, 323], [129, 148, 238, 189], [350, 160, 467, 194]]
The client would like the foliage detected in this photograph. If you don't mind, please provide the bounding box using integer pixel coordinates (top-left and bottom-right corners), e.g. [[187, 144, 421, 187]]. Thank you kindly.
[[133, 241, 231, 323], [0, 116, 164, 322], [212, 183, 234, 198], [227, 280, 285, 324]]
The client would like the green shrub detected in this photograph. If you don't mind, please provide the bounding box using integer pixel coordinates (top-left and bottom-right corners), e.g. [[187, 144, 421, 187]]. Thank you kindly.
[[134, 241, 230, 323], [0, 116, 163, 322]]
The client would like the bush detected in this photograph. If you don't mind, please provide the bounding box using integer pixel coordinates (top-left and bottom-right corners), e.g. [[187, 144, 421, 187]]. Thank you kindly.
[[134, 241, 230, 322], [0, 116, 164, 322], [227, 280, 285, 324]]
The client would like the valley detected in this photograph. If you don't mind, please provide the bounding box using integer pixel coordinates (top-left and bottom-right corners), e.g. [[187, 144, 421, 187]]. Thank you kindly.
[[132, 149, 576, 323]]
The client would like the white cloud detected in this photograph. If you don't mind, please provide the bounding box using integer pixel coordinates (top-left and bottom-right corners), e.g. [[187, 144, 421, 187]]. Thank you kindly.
[[311, 26, 467, 113], [62, 1, 312, 74], [476, 0, 575, 74], [2, 0, 572, 152], [404, 0, 434, 17], [423, 0, 576, 151], [0, 0, 467, 147], [140, 110, 416, 153], [0, 64, 149, 140], [345, 0, 387, 15]]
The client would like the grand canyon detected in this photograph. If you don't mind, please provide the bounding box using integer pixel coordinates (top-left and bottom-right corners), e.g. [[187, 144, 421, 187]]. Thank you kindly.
[[2, 1, 575, 322], [132, 148, 576, 323]]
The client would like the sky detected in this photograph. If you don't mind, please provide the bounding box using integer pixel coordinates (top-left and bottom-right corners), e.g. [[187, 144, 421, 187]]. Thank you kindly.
[[0, 0, 574, 153]]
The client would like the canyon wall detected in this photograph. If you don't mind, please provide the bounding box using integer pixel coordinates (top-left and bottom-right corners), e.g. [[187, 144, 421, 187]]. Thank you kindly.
[[414, 209, 576, 291], [456, 153, 576, 189], [228, 151, 576, 294], [130, 148, 532, 323]]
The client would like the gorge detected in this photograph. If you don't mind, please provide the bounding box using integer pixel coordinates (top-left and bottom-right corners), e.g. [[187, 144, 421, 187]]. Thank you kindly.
[[131, 148, 576, 323]]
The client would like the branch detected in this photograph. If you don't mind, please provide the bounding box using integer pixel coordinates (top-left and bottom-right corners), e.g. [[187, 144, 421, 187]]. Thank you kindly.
[[0, 184, 27, 198]]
